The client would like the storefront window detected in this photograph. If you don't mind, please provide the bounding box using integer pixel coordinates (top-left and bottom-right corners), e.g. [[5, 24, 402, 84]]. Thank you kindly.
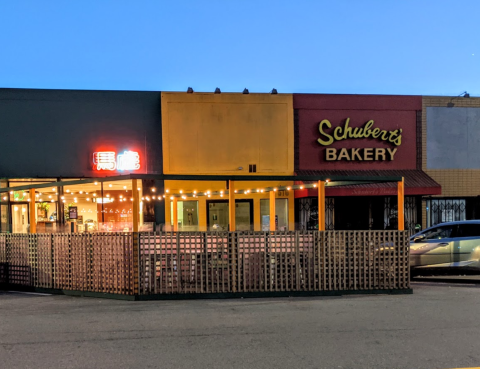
[[260, 199, 288, 231], [170, 201, 199, 231], [206, 200, 253, 231], [426, 199, 466, 228], [8, 181, 58, 233]]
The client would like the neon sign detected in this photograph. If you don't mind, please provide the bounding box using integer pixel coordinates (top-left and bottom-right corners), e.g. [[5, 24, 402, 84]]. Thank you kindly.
[[93, 150, 140, 171]]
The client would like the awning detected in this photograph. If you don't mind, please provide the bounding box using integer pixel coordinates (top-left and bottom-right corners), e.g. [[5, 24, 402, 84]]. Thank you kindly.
[[295, 170, 441, 197]]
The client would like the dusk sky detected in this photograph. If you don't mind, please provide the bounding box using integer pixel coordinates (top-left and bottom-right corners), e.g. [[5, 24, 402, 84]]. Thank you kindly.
[[0, 0, 479, 96]]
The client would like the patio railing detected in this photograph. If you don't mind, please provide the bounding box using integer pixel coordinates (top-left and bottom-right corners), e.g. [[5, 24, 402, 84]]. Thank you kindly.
[[0, 231, 410, 298]]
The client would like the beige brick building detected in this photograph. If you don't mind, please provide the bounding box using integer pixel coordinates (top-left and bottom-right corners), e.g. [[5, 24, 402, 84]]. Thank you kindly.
[[422, 95, 480, 228]]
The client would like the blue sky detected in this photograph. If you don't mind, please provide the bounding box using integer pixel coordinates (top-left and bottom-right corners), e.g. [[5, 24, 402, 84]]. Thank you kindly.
[[0, 0, 479, 96]]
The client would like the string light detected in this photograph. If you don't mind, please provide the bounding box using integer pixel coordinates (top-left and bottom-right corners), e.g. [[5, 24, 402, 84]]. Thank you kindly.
[[152, 188, 156, 192]]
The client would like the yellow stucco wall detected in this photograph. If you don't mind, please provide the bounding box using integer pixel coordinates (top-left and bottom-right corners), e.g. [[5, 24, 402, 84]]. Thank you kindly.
[[161, 92, 294, 175]]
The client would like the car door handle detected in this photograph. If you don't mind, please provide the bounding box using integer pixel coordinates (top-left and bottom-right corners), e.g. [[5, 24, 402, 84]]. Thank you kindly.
[[438, 243, 450, 247]]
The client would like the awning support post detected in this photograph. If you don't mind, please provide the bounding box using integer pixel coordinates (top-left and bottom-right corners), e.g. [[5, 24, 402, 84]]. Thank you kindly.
[[318, 180, 325, 231], [229, 180, 235, 231], [172, 197, 178, 232], [132, 179, 139, 232], [269, 190, 276, 231], [398, 177, 405, 231], [29, 188, 36, 234]]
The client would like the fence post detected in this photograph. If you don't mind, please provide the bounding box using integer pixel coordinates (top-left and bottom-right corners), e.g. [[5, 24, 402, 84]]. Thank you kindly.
[[230, 232, 237, 292], [132, 232, 140, 296], [50, 234, 54, 289]]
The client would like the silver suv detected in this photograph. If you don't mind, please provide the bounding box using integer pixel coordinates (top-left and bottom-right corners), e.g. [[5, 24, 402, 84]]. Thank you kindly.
[[410, 220, 480, 273]]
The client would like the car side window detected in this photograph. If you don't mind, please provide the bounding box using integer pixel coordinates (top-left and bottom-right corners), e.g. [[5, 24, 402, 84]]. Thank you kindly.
[[457, 224, 480, 237], [423, 226, 454, 240]]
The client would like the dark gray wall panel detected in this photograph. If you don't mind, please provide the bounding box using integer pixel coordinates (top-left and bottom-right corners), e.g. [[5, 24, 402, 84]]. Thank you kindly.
[[427, 107, 480, 169], [0, 89, 162, 178]]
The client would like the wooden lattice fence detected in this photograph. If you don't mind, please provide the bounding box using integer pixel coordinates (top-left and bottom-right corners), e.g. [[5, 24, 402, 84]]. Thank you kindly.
[[0, 231, 409, 297]]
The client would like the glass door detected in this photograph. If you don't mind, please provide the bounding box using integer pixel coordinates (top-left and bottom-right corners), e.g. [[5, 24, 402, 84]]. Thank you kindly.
[[12, 204, 29, 233]]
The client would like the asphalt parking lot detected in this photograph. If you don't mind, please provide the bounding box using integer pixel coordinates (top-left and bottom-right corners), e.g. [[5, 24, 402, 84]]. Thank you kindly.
[[1, 282, 480, 369]]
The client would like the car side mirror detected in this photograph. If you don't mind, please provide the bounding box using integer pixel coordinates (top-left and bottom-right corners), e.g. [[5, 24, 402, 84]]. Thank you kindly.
[[414, 234, 426, 243]]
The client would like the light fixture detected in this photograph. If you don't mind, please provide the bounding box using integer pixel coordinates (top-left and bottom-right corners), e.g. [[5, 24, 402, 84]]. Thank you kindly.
[[187, 87, 194, 93], [93, 193, 96, 197], [214, 87, 221, 94], [52, 187, 56, 191], [106, 194, 110, 198], [273, 188, 277, 192], [94, 182, 98, 185], [271, 88, 278, 94], [166, 189, 169, 193], [287, 187, 291, 190], [66, 189, 70, 193], [243, 88, 249, 94], [179, 190, 183, 194], [300, 186, 304, 189], [79, 191, 83, 194], [86, 198, 90, 201], [170, 196, 174, 200], [9, 191, 13, 194], [151, 188, 156, 192], [447, 91, 471, 107], [123, 186, 127, 189], [109, 184, 112, 187]]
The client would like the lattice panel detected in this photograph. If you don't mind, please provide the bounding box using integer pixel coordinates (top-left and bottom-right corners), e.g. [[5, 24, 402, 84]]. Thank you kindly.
[[35, 234, 53, 288]]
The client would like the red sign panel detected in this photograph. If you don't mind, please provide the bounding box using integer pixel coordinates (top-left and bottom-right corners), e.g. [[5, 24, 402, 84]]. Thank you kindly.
[[294, 94, 422, 171]]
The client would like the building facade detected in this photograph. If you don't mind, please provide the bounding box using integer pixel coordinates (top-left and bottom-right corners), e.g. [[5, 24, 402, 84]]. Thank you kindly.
[[0, 87, 479, 233]]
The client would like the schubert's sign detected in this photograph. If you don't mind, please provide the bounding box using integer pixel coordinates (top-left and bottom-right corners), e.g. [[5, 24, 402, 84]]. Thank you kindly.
[[317, 118, 402, 161]]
